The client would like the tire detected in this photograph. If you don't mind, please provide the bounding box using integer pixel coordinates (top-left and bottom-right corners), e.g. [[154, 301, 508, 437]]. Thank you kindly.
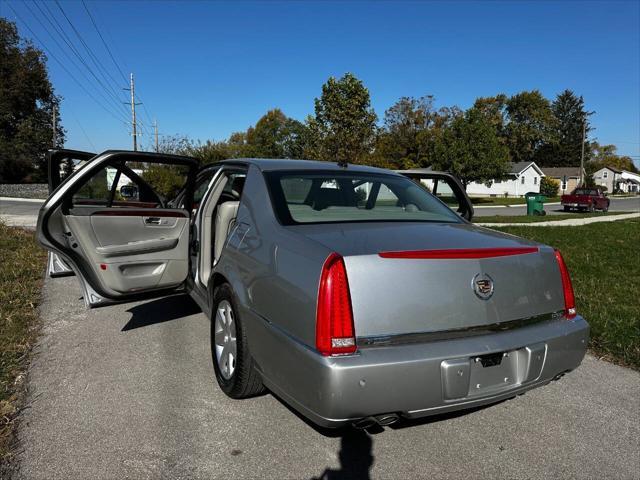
[[603, 203, 609, 213], [210, 283, 265, 399], [563, 206, 570, 212]]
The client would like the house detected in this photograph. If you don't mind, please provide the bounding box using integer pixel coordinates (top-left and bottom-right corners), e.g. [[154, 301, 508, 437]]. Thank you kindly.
[[465, 162, 544, 197], [541, 167, 581, 194], [619, 170, 640, 193]]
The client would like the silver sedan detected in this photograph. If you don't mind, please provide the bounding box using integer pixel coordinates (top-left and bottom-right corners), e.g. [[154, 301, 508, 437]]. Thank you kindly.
[[37, 151, 589, 429]]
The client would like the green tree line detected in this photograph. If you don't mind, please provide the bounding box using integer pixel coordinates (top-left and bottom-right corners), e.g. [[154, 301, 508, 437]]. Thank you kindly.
[[158, 73, 637, 188]]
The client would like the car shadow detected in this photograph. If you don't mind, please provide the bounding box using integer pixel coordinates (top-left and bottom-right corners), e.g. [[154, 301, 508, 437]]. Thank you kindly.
[[310, 429, 374, 480], [121, 294, 201, 331]]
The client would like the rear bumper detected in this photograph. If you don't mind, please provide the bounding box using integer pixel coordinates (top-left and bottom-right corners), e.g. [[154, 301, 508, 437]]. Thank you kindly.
[[251, 314, 589, 428]]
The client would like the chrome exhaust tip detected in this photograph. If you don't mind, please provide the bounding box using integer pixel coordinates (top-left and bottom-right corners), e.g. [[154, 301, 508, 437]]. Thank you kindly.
[[374, 413, 400, 426], [352, 417, 377, 430]]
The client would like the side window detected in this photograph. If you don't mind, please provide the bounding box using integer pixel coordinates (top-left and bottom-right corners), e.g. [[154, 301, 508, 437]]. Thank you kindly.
[[73, 168, 111, 205], [71, 161, 190, 209], [193, 168, 219, 206]]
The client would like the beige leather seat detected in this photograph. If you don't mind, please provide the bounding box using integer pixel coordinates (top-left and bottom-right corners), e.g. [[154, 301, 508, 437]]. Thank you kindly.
[[214, 201, 239, 264]]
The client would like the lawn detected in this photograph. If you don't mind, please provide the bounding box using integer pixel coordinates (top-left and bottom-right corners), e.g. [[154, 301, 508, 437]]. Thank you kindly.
[[493, 218, 640, 369], [0, 222, 46, 464], [474, 211, 631, 223]]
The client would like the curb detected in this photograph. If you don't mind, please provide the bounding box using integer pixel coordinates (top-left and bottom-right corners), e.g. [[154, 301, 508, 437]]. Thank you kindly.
[[0, 196, 45, 203], [476, 212, 640, 227]]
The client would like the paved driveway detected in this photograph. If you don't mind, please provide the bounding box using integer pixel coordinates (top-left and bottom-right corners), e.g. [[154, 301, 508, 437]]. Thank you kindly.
[[13, 275, 640, 479]]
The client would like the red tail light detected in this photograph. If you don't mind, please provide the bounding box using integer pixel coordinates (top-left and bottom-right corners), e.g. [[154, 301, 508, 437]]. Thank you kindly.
[[554, 249, 577, 319], [316, 253, 356, 356]]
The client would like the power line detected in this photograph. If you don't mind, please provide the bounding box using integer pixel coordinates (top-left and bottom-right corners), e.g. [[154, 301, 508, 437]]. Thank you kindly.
[[80, 0, 128, 85], [24, 0, 130, 124], [79, 0, 158, 142], [36, 0, 130, 119], [52, 0, 130, 115], [5, 2, 130, 125]]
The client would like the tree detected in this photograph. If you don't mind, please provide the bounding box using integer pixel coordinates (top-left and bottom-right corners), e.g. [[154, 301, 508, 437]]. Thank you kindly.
[[536, 90, 592, 167], [472, 94, 508, 136], [589, 142, 638, 173], [430, 108, 510, 188], [504, 90, 553, 164], [306, 73, 377, 165], [0, 19, 64, 182], [540, 177, 560, 197], [246, 108, 306, 158], [374, 96, 436, 169]]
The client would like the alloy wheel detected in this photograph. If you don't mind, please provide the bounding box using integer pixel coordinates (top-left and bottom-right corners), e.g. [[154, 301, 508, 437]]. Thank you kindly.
[[214, 300, 237, 380]]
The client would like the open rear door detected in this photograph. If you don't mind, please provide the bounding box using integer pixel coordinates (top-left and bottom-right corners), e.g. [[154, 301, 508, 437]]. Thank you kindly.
[[397, 169, 474, 221], [37, 150, 198, 307], [46, 149, 96, 277]]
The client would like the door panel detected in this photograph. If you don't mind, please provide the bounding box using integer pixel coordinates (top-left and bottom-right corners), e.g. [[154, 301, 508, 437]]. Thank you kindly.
[[64, 210, 189, 294], [37, 151, 198, 306]]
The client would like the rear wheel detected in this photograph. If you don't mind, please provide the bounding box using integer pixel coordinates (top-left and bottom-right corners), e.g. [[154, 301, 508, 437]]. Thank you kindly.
[[603, 202, 609, 213], [563, 206, 570, 212], [211, 283, 265, 398]]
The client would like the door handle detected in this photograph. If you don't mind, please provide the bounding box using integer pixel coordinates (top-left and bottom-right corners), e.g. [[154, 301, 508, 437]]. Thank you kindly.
[[145, 217, 161, 225]]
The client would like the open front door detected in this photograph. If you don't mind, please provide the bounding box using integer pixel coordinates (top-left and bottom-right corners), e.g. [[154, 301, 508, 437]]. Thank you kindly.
[[397, 169, 474, 221], [37, 150, 198, 307], [46, 149, 97, 277]]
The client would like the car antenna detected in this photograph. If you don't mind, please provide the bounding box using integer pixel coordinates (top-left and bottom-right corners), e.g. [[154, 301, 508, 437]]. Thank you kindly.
[[337, 160, 348, 168]]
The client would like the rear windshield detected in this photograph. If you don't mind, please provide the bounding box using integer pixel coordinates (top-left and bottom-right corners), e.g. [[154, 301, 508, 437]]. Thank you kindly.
[[264, 171, 463, 225], [573, 189, 598, 196]]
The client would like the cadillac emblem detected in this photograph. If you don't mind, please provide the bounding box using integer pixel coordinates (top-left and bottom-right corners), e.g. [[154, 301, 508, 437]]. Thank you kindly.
[[472, 273, 494, 300]]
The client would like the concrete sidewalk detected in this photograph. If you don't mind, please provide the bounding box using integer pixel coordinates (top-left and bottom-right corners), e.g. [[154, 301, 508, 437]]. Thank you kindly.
[[476, 212, 640, 227]]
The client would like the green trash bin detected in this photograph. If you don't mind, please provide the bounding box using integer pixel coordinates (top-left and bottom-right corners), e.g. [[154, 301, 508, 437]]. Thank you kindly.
[[525, 192, 546, 216]]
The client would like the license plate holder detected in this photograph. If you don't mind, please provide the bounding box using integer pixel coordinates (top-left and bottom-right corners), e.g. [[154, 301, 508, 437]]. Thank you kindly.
[[468, 351, 517, 397]]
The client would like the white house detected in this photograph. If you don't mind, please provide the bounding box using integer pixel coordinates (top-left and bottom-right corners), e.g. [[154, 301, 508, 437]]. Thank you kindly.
[[620, 170, 640, 193], [592, 166, 640, 193], [465, 162, 544, 197]]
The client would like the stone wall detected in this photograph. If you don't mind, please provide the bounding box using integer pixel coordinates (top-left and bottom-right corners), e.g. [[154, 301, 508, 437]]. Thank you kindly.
[[0, 184, 49, 199]]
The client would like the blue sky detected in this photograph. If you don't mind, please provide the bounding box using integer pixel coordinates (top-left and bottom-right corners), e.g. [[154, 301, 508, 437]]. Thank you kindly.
[[2, 1, 639, 164]]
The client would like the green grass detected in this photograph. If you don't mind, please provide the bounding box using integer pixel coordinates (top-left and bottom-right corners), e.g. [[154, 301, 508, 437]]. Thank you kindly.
[[475, 211, 631, 223], [0, 223, 46, 464], [493, 219, 640, 369]]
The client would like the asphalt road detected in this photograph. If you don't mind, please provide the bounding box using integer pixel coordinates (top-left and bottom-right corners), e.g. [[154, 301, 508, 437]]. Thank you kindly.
[[13, 275, 640, 480], [474, 195, 640, 216]]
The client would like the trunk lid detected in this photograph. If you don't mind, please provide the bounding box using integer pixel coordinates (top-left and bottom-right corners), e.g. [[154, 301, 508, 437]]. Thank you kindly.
[[291, 222, 564, 337]]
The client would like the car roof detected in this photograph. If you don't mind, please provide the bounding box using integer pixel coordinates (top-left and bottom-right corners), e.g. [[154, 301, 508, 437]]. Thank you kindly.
[[220, 158, 399, 175]]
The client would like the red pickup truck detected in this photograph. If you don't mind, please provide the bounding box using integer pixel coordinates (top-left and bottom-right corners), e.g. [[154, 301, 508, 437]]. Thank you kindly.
[[561, 187, 610, 212]]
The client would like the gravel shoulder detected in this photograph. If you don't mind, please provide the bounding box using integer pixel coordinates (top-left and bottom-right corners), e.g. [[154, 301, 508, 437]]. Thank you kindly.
[[11, 275, 640, 480]]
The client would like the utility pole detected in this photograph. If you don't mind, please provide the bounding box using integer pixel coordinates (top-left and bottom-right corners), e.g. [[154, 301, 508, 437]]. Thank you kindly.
[[124, 73, 142, 151], [579, 121, 586, 186], [153, 119, 159, 152], [52, 104, 57, 147]]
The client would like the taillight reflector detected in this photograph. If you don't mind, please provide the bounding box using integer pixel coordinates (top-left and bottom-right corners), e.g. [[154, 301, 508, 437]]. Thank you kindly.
[[316, 253, 356, 356], [554, 249, 576, 319]]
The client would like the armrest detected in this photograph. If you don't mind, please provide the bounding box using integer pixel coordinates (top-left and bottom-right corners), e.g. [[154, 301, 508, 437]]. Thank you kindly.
[[95, 237, 178, 257]]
